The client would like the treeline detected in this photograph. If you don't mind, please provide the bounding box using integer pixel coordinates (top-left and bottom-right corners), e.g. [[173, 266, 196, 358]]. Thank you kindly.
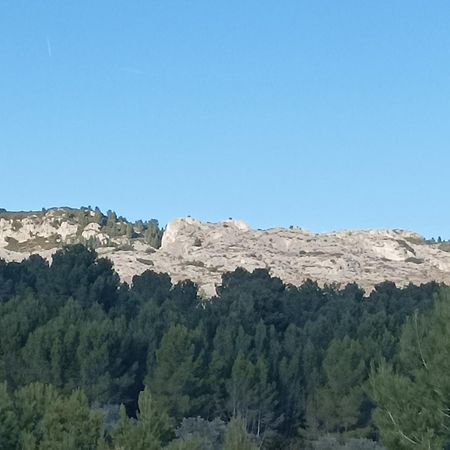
[[72, 207, 163, 247], [0, 207, 164, 248], [0, 245, 446, 449]]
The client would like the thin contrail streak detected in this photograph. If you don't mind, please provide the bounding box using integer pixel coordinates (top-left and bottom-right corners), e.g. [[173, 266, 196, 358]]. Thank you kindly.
[[46, 37, 52, 57]]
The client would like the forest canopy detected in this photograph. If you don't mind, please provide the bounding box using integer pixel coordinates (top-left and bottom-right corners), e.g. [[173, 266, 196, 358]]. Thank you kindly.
[[0, 244, 446, 449]]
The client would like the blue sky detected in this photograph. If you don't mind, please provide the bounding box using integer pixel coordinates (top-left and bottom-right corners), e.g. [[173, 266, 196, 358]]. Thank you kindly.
[[1, 1, 450, 238]]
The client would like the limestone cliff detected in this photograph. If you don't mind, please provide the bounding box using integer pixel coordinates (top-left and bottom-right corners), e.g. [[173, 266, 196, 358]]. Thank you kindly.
[[1, 208, 450, 296]]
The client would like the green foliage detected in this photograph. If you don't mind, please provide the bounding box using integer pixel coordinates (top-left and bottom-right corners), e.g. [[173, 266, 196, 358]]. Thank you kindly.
[[112, 388, 172, 450], [70, 207, 163, 247], [0, 294, 48, 387], [144, 223, 160, 247], [310, 436, 385, 449], [223, 417, 257, 450], [370, 289, 450, 449], [0, 246, 443, 449], [174, 417, 225, 450], [315, 337, 367, 433], [37, 388, 103, 449], [226, 352, 279, 440], [0, 382, 111, 449], [165, 435, 205, 450], [0, 383, 19, 449], [147, 324, 205, 422]]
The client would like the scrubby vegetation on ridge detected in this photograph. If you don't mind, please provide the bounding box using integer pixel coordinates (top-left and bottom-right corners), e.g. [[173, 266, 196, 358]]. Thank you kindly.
[[0, 244, 448, 449], [0, 206, 164, 249]]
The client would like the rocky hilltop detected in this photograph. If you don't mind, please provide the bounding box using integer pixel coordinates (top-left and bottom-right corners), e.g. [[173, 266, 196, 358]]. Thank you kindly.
[[1, 208, 450, 296]]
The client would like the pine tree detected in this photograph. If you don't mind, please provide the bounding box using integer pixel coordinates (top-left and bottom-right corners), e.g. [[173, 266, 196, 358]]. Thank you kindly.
[[77, 316, 138, 404], [93, 207, 103, 225], [106, 210, 118, 235], [147, 325, 205, 421], [0, 382, 18, 450], [112, 388, 171, 450], [251, 356, 280, 439], [39, 388, 104, 450], [226, 352, 256, 419], [223, 417, 257, 450], [144, 225, 159, 248], [278, 324, 304, 436], [15, 383, 104, 450], [126, 223, 134, 239], [370, 288, 450, 449], [316, 337, 366, 433]]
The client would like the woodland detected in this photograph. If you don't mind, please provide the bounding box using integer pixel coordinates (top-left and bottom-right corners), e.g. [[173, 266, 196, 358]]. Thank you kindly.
[[0, 244, 448, 449]]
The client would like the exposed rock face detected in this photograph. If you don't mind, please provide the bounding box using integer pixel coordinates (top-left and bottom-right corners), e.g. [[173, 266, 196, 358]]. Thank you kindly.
[[1, 209, 450, 296]]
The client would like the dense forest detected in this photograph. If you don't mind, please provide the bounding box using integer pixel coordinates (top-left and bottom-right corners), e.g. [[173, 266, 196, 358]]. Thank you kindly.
[[0, 245, 448, 449]]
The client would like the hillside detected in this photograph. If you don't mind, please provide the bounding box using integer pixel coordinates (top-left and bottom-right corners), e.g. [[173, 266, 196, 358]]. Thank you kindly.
[[1, 207, 450, 295]]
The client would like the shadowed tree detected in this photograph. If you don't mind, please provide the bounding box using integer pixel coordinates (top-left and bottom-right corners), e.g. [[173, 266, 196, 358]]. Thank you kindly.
[[370, 288, 450, 449], [112, 387, 172, 450]]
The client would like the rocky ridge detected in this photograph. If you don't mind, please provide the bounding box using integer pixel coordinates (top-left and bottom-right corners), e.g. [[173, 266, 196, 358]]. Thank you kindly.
[[1, 208, 450, 296]]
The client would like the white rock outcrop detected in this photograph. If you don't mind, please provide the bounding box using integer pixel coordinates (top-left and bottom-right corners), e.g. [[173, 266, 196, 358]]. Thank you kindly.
[[1, 209, 450, 297]]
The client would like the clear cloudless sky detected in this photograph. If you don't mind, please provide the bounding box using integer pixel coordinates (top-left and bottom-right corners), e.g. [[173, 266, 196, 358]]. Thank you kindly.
[[1, 1, 450, 238]]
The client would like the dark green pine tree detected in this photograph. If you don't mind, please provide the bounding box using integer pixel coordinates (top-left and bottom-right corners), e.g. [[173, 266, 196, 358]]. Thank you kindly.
[[106, 210, 117, 232], [0, 294, 48, 388], [0, 382, 19, 450], [112, 387, 172, 450], [226, 351, 256, 419], [146, 324, 205, 422], [277, 324, 305, 436], [15, 383, 104, 450], [36, 388, 104, 450], [316, 336, 367, 433], [20, 300, 84, 390], [250, 356, 280, 440], [76, 316, 138, 405], [370, 288, 450, 449]]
